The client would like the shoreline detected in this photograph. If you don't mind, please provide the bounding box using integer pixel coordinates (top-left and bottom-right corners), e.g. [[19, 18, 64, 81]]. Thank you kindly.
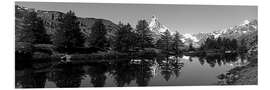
[[217, 56, 257, 85]]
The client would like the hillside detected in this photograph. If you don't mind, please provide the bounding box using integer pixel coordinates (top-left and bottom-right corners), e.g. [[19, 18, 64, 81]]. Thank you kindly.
[[15, 5, 120, 46]]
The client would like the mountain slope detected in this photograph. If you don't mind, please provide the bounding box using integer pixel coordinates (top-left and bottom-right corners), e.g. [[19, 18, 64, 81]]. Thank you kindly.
[[184, 19, 258, 47], [15, 5, 120, 44]]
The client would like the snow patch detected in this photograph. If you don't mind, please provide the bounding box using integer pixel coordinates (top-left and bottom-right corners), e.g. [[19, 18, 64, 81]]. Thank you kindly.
[[183, 34, 199, 42], [213, 33, 221, 38], [182, 56, 190, 60], [244, 20, 250, 25]]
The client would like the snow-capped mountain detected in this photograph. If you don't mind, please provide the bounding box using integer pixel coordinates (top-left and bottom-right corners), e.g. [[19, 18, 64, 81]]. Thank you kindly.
[[148, 16, 170, 35], [147, 16, 200, 47], [211, 19, 258, 39], [148, 16, 174, 42], [146, 15, 257, 48], [190, 19, 258, 46]]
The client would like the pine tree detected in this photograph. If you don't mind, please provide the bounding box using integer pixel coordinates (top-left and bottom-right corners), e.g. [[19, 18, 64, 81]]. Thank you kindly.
[[114, 23, 137, 52], [135, 20, 153, 49], [16, 10, 51, 44], [188, 43, 195, 51], [32, 17, 51, 44], [87, 19, 108, 50], [156, 30, 173, 53], [16, 11, 36, 43], [53, 10, 84, 53], [172, 31, 183, 54], [231, 39, 238, 50], [239, 39, 248, 52]]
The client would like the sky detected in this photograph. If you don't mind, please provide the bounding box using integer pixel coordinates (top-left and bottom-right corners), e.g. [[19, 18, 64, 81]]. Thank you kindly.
[[15, 2, 257, 34]]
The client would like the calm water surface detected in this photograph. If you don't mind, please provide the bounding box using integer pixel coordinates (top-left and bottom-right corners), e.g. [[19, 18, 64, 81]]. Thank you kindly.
[[15, 53, 249, 88]]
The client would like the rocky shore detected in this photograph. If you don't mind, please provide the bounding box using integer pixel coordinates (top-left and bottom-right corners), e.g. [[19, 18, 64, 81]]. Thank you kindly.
[[217, 56, 257, 85]]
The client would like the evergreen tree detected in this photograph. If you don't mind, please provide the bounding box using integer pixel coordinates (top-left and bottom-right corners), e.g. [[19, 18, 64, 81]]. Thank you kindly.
[[156, 30, 173, 53], [188, 43, 195, 51], [239, 39, 248, 52], [231, 39, 238, 50], [53, 10, 84, 53], [33, 17, 51, 44], [172, 31, 183, 54], [16, 10, 52, 60], [16, 11, 50, 44], [135, 20, 154, 49], [87, 19, 108, 50], [217, 37, 223, 49], [200, 36, 240, 51], [114, 23, 137, 52], [16, 11, 36, 43]]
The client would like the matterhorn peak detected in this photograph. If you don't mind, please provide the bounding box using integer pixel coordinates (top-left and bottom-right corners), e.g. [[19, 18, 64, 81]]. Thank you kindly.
[[148, 15, 169, 34], [151, 15, 158, 21], [149, 15, 159, 29]]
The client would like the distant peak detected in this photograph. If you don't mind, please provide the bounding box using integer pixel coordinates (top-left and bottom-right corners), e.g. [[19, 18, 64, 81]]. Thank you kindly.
[[243, 20, 250, 25], [148, 15, 170, 34], [240, 19, 252, 26]]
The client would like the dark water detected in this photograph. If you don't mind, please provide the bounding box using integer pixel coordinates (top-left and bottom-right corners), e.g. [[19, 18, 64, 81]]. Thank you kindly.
[[15, 53, 249, 88]]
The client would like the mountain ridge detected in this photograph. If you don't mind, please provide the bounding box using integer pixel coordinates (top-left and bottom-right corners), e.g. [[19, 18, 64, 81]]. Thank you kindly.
[[147, 15, 257, 48]]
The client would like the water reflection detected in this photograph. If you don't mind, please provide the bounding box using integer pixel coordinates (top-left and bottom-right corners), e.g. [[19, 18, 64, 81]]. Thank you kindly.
[[16, 70, 47, 88], [196, 53, 248, 68], [86, 63, 108, 87], [111, 61, 136, 87], [159, 57, 184, 81], [15, 53, 248, 88], [48, 64, 84, 88]]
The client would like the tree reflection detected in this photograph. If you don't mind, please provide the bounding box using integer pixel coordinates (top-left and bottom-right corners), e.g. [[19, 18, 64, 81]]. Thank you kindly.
[[15, 70, 47, 88], [111, 61, 136, 87], [134, 60, 153, 86], [159, 56, 184, 81], [86, 63, 108, 87], [197, 53, 241, 68], [49, 64, 84, 88], [161, 65, 173, 81], [198, 57, 205, 66]]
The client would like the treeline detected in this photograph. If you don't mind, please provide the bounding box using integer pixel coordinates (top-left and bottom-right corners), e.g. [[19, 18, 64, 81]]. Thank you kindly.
[[156, 30, 184, 54], [114, 20, 184, 55], [16, 9, 184, 55], [199, 36, 247, 52], [16, 10, 51, 44]]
